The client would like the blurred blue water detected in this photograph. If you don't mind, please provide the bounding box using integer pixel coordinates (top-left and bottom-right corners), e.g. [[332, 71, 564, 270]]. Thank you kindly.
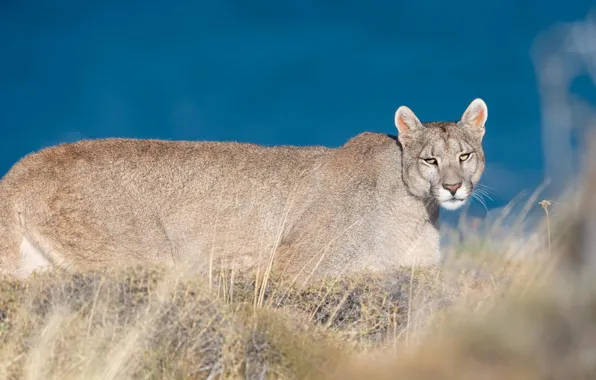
[[1, 0, 595, 221]]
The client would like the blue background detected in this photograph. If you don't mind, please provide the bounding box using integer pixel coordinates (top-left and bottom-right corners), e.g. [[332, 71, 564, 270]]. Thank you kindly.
[[1, 0, 595, 225]]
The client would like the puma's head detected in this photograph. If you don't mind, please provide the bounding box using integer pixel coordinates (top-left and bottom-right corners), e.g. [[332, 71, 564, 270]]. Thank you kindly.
[[394, 98, 487, 211]]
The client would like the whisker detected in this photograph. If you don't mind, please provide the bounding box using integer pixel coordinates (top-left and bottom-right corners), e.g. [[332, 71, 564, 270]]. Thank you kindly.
[[471, 192, 488, 212], [475, 187, 490, 195], [472, 185, 493, 200], [476, 196, 488, 212], [473, 189, 488, 203], [478, 195, 489, 211], [474, 188, 494, 202]]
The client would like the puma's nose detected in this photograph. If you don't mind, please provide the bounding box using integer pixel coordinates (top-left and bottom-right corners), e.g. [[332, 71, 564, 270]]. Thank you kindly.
[[443, 182, 462, 195]]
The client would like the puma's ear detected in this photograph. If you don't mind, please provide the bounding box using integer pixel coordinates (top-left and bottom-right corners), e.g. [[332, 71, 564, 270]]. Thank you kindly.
[[460, 98, 488, 138], [394, 106, 424, 135]]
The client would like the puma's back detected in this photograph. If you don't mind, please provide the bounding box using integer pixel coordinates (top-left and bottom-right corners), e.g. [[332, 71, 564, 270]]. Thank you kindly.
[[0, 139, 328, 275], [0, 98, 488, 282]]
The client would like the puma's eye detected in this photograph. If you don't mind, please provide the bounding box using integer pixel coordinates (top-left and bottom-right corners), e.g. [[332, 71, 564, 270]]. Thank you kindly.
[[423, 158, 437, 165], [459, 153, 471, 162]]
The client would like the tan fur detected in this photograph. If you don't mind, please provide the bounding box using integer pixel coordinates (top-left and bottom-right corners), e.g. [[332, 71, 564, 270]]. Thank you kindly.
[[0, 99, 487, 282]]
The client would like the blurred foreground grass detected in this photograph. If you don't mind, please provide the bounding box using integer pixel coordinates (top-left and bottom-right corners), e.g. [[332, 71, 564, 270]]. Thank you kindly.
[[0, 236, 551, 379]]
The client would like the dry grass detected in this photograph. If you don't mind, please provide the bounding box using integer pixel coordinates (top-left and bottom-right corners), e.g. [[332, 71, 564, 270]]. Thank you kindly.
[[0, 233, 542, 380]]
